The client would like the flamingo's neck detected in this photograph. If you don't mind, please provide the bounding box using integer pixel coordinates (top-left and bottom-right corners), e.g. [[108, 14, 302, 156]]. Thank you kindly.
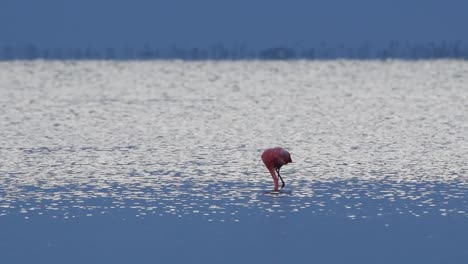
[[268, 167, 279, 191]]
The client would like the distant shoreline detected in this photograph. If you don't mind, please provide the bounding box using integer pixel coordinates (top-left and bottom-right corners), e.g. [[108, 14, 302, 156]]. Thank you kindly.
[[1, 41, 468, 60]]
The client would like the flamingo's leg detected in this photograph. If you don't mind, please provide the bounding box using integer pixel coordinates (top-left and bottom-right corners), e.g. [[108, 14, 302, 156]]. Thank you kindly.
[[275, 168, 285, 189]]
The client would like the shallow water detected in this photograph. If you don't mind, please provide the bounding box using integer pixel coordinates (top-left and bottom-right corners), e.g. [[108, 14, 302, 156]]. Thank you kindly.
[[0, 60, 467, 263]]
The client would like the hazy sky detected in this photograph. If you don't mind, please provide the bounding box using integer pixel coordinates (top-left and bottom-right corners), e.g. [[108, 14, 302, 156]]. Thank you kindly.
[[1, 0, 467, 48]]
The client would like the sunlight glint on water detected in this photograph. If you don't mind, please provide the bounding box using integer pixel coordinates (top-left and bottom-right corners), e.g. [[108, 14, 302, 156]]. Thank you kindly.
[[0, 60, 467, 221]]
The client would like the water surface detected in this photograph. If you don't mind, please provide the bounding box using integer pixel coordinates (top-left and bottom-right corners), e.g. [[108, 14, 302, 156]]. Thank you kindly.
[[0, 60, 467, 263]]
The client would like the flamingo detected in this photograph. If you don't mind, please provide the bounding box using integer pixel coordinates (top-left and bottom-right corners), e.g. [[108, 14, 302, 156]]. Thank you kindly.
[[261, 147, 292, 192]]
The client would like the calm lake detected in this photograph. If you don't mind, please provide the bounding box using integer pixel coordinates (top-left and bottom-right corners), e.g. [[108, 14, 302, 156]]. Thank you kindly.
[[1, 60, 467, 263]]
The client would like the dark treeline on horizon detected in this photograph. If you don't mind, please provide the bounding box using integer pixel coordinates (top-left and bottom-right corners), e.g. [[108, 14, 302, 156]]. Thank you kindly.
[[1, 41, 468, 60]]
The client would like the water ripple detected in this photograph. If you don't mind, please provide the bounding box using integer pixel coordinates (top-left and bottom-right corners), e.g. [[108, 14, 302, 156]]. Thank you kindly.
[[0, 60, 467, 221]]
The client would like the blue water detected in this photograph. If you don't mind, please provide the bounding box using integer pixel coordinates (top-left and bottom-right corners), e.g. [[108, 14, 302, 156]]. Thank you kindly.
[[2, 184, 467, 264], [1, 60, 467, 263]]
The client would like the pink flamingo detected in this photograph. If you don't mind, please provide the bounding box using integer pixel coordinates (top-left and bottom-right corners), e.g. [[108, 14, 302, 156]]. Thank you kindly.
[[261, 147, 292, 191]]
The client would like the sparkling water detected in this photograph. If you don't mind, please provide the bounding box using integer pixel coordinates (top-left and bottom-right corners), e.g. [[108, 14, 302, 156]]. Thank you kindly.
[[1, 60, 467, 263]]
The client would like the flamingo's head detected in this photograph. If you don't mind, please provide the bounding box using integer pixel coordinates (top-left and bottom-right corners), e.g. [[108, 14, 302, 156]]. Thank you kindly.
[[284, 151, 292, 164]]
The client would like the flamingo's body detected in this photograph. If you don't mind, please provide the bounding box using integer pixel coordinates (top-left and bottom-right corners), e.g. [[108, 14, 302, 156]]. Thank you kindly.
[[261, 147, 292, 191]]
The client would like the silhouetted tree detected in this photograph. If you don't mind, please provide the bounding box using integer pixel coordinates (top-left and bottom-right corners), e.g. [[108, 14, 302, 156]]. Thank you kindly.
[[73, 48, 83, 59], [105, 47, 115, 59], [259, 47, 296, 60], [25, 44, 38, 59], [2, 46, 14, 59], [123, 45, 134, 59]]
